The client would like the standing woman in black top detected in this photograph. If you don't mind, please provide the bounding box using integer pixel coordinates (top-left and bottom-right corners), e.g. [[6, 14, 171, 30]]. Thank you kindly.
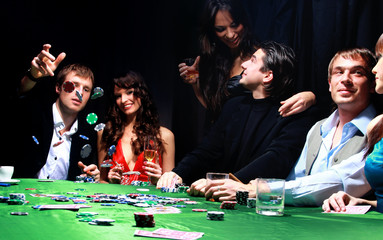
[[179, 0, 316, 123]]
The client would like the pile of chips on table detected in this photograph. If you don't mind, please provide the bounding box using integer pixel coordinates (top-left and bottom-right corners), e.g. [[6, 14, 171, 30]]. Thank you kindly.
[[1, 193, 26, 205], [161, 183, 189, 193], [75, 175, 96, 183], [134, 212, 155, 227]]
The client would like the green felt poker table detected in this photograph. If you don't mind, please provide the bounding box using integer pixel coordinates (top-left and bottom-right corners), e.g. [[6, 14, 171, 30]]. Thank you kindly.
[[1, 179, 383, 240]]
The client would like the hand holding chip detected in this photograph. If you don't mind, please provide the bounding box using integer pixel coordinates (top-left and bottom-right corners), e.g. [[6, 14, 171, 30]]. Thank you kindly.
[[156, 171, 182, 189], [30, 43, 66, 79], [108, 165, 123, 184], [77, 161, 100, 182]]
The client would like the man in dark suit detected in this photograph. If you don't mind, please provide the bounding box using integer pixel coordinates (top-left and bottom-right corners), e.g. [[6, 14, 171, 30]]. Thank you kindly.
[[157, 41, 319, 190], [12, 44, 99, 181]]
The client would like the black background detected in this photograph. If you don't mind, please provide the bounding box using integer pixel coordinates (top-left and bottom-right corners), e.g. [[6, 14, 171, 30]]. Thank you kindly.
[[3, 0, 383, 163]]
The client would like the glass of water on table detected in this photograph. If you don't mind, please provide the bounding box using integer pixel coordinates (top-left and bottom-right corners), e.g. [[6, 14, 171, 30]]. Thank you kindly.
[[206, 172, 229, 200], [256, 178, 285, 216]]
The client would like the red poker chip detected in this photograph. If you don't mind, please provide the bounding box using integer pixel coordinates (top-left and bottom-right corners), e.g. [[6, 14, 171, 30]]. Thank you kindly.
[[192, 209, 207, 212], [220, 201, 237, 209], [63, 81, 75, 93]]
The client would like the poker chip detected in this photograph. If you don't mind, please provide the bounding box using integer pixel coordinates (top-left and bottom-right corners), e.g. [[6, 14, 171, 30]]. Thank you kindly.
[[93, 219, 115, 224], [76, 212, 99, 217], [172, 205, 186, 208], [236, 191, 249, 205], [247, 198, 256, 208], [107, 145, 116, 156], [7, 199, 24, 205], [75, 90, 83, 102], [79, 217, 94, 222], [86, 113, 98, 125], [123, 171, 141, 176], [192, 209, 207, 212], [136, 188, 150, 192], [9, 193, 26, 201], [0, 196, 10, 203], [184, 201, 197, 205], [100, 159, 113, 168], [10, 212, 29, 216], [80, 144, 92, 158], [32, 136, 39, 145], [89, 218, 115, 226], [177, 186, 189, 193], [134, 212, 155, 227], [207, 211, 224, 221], [94, 123, 105, 132], [79, 135, 89, 140], [101, 203, 115, 206], [63, 81, 75, 93], [91, 87, 104, 100], [25, 188, 37, 190], [220, 201, 237, 209]]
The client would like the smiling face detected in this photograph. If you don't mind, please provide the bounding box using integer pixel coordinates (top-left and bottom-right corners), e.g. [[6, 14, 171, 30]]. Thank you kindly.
[[56, 71, 92, 115], [114, 86, 142, 118], [214, 10, 244, 49], [328, 56, 374, 112]]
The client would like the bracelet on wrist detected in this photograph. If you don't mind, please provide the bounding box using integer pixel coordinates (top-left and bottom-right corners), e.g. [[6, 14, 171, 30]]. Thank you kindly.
[[25, 68, 39, 82]]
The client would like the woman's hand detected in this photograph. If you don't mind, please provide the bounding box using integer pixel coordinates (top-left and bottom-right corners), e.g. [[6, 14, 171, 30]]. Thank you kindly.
[[143, 160, 162, 184], [279, 91, 316, 117], [322, 191, 362, 212], [178, 56, 200, 85], [108, 166, 123, 184]]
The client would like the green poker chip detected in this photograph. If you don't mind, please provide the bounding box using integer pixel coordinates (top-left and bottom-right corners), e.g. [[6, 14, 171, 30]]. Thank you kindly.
[[86, 113, 98, 125]]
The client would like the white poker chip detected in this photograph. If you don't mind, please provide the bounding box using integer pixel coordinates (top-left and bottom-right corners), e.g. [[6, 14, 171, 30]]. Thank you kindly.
[[134, 203, 151, 208], [94, 123, 105, 132], [93, 218, 115, 223], [136, 188, 150, 192], [80, 144, 92, 158]]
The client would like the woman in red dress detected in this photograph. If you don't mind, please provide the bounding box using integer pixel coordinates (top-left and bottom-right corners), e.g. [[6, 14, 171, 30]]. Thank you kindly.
[[97, 71, 175, 185]]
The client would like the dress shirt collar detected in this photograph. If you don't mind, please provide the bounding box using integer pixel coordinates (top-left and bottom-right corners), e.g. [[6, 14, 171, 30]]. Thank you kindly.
[[320, 104, 376, 137], [52, 103, 78, 137]]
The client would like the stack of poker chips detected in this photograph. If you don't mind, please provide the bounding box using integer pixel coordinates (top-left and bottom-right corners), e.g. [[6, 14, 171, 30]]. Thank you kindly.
[[134, 212, 155, 227], [236, 190, 249, 205], [177, 186, 189, 193], [220, 201, 237, 209], [75, 175, 95, 183], [247, 198, 256, 208], [206, 211, 224, 221], [8, 193, 26, 205]]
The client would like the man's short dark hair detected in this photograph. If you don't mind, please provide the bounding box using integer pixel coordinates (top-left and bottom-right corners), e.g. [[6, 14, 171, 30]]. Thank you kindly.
[[259, 41, 296, 100]]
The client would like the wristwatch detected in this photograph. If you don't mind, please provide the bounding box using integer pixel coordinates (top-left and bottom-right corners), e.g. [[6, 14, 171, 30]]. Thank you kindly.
[[25, 68, 39, 82]]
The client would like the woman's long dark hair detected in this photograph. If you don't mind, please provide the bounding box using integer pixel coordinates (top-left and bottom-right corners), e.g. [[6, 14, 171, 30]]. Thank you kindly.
[[198, 0, 256, 120], [101, 71, 164, 156]]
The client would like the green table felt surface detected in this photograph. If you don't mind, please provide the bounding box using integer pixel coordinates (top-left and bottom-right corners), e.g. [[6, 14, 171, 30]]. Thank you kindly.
[[1, 179, 383, 240]]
